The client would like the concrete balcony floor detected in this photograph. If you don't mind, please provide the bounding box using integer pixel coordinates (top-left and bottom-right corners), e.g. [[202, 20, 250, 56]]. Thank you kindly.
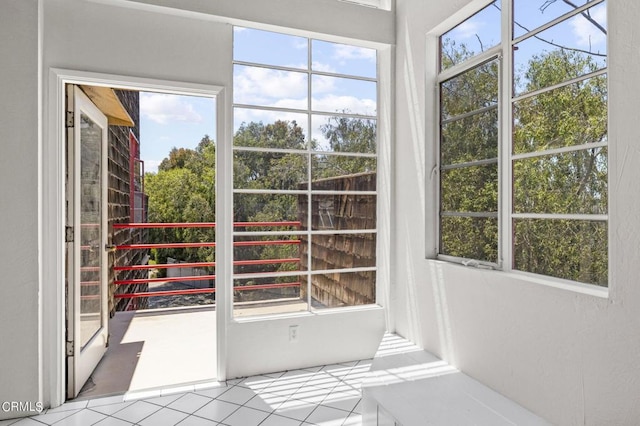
[[78, 305, 217, 399], [77, 299, 310, 400]]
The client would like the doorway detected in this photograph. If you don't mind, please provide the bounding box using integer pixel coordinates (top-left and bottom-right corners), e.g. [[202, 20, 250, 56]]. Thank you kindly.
[[58, 74, 225, 402]]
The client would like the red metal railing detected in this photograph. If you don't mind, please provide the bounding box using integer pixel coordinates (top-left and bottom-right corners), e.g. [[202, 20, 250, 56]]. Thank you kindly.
[[111, 221, 302, 304]]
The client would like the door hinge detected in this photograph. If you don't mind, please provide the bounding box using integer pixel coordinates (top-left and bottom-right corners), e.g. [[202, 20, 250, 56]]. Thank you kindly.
[[65, 226, 74, 243], [66, 341, 74, 356], [65, 111, 74, 128]]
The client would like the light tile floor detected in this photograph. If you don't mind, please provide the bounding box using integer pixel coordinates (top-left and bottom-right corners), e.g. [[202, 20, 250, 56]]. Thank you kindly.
[[1, 360, 370, 426]]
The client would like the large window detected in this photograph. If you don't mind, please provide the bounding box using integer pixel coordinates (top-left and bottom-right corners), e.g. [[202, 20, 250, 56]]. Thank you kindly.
[[438, 0, 608, 286], [233, 27, 378, 316]]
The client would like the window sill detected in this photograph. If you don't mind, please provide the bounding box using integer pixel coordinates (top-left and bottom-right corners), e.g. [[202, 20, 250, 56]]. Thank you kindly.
[[232, 303, 384, 323], [502, 269, 609, 299], [429, 259, 609, 299]]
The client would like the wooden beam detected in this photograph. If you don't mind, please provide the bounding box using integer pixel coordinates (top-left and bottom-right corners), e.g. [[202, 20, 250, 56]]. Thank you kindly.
[[80, 85, 135, 127]]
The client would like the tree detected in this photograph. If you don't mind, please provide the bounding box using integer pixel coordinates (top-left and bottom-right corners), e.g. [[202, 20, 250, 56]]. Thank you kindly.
[[317, 114, 377, 178], [512, 49, 607, 285], [232, 120, 307, 278], [145, 113, 380, 286], [145, 135, 216, 269], [439, 37, 608, 285], [439, 42, 499, 263]]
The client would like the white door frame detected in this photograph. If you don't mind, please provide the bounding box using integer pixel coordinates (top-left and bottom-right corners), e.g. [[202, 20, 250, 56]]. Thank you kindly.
[[44, 68, 230, 407]]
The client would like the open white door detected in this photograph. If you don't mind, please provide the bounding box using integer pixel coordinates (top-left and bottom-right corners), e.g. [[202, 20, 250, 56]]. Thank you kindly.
[[66, 85, 109, 399]]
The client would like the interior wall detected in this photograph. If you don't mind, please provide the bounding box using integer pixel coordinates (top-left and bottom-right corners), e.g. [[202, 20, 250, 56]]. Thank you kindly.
[[228, 309, 386, 379], [0, 1, 41, 420], [393, 0, 640, 424], [97, 0, 394, 45]]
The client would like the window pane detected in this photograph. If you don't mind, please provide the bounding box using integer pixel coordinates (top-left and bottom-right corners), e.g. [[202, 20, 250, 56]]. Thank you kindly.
[[234, 65, 308, 108], [234, 27, 307, 69], [311, 156, 377, 190], [233, 117, 307, 149], [304, 271, 376, 309], [513, 75, 607, 154], [441, 164, 498, 213], [307, 194, 376, 231], [233, 275, 306, 317], [233, 221, 302, 233], [441, 59, 499, 120], [233, 234, 304, 275], [312, 40, 377, 78], [513, 147, 607, 215], [513, 2, 607, 96], [306, 233, 377, 270], [312, 75, 377, 116], [233, 193, 303, 227], [440, 216, 498, 263], [513, 219, 607, 286], [234, 151, 307, 191], [441, 106, 498, 165], [233, 28, 380, 313], [312, 115, 376, 154], [440, 0, 501, 71], [513, 0, 600, 39]]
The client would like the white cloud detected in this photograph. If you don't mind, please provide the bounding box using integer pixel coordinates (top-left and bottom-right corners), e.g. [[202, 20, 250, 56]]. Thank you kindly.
[[451, 20, 482, 40], [312, 74, 338, 95], [233, 63, 376, 138], [234, 66, 309, 105], [333, 44, 376, 62], [313, 94, 376, 116], [312, 61, 337, 73], [570, 5, 607, 49], [450, 19, 485, 40], [234, 108, 309, 132], [140, 93, 203, 125], [144, 159, 162, 174], [292, 39, 308, 50]]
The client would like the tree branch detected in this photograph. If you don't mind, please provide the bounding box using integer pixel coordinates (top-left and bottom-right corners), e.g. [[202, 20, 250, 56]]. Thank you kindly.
[[560, 0, 607, 35], [492, 2, 606, 58]]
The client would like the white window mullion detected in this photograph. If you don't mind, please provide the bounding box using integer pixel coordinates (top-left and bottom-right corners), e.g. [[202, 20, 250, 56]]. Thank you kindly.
[[499, 0, 513, 271], [306, 37, 313, 311], [233, 26, 381, 312]]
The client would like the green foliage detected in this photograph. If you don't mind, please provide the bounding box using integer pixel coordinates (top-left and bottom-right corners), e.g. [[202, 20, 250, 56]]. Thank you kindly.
[[145, 135, 216, 269], [439, 40, 608, 285], [511, 49, 608, 285], [145, 115, 378, 285], [317, 115, 377, 177], [234, 121, 306, 191], [439, 51, 500, 263]]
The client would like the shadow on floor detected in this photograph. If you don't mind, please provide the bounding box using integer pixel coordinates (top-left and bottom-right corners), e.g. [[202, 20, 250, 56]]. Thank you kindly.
[[77, 306, 216, 400]]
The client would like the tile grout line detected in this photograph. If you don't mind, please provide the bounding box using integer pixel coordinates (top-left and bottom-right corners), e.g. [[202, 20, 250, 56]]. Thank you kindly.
[[10, 359, 372, 426]]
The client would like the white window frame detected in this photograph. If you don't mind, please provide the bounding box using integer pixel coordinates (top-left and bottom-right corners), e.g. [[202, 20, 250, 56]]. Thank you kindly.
[[431, 0, 609, 289], [232, 26, 388, 316]]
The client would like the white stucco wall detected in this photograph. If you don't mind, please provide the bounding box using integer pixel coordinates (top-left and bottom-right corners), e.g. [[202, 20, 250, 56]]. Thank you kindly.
[[393, 0, 640, 424], [0, 0, 42, 419], [0, 0, 390, 417], [227, 308, 385, 379]]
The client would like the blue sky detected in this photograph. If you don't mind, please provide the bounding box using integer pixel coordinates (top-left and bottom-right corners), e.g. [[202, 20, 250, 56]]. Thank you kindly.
[[140, 1, 605, 173], [140, 27, 377, 173], [139, 93, 216, 173], [444, 0, 606, 60]]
